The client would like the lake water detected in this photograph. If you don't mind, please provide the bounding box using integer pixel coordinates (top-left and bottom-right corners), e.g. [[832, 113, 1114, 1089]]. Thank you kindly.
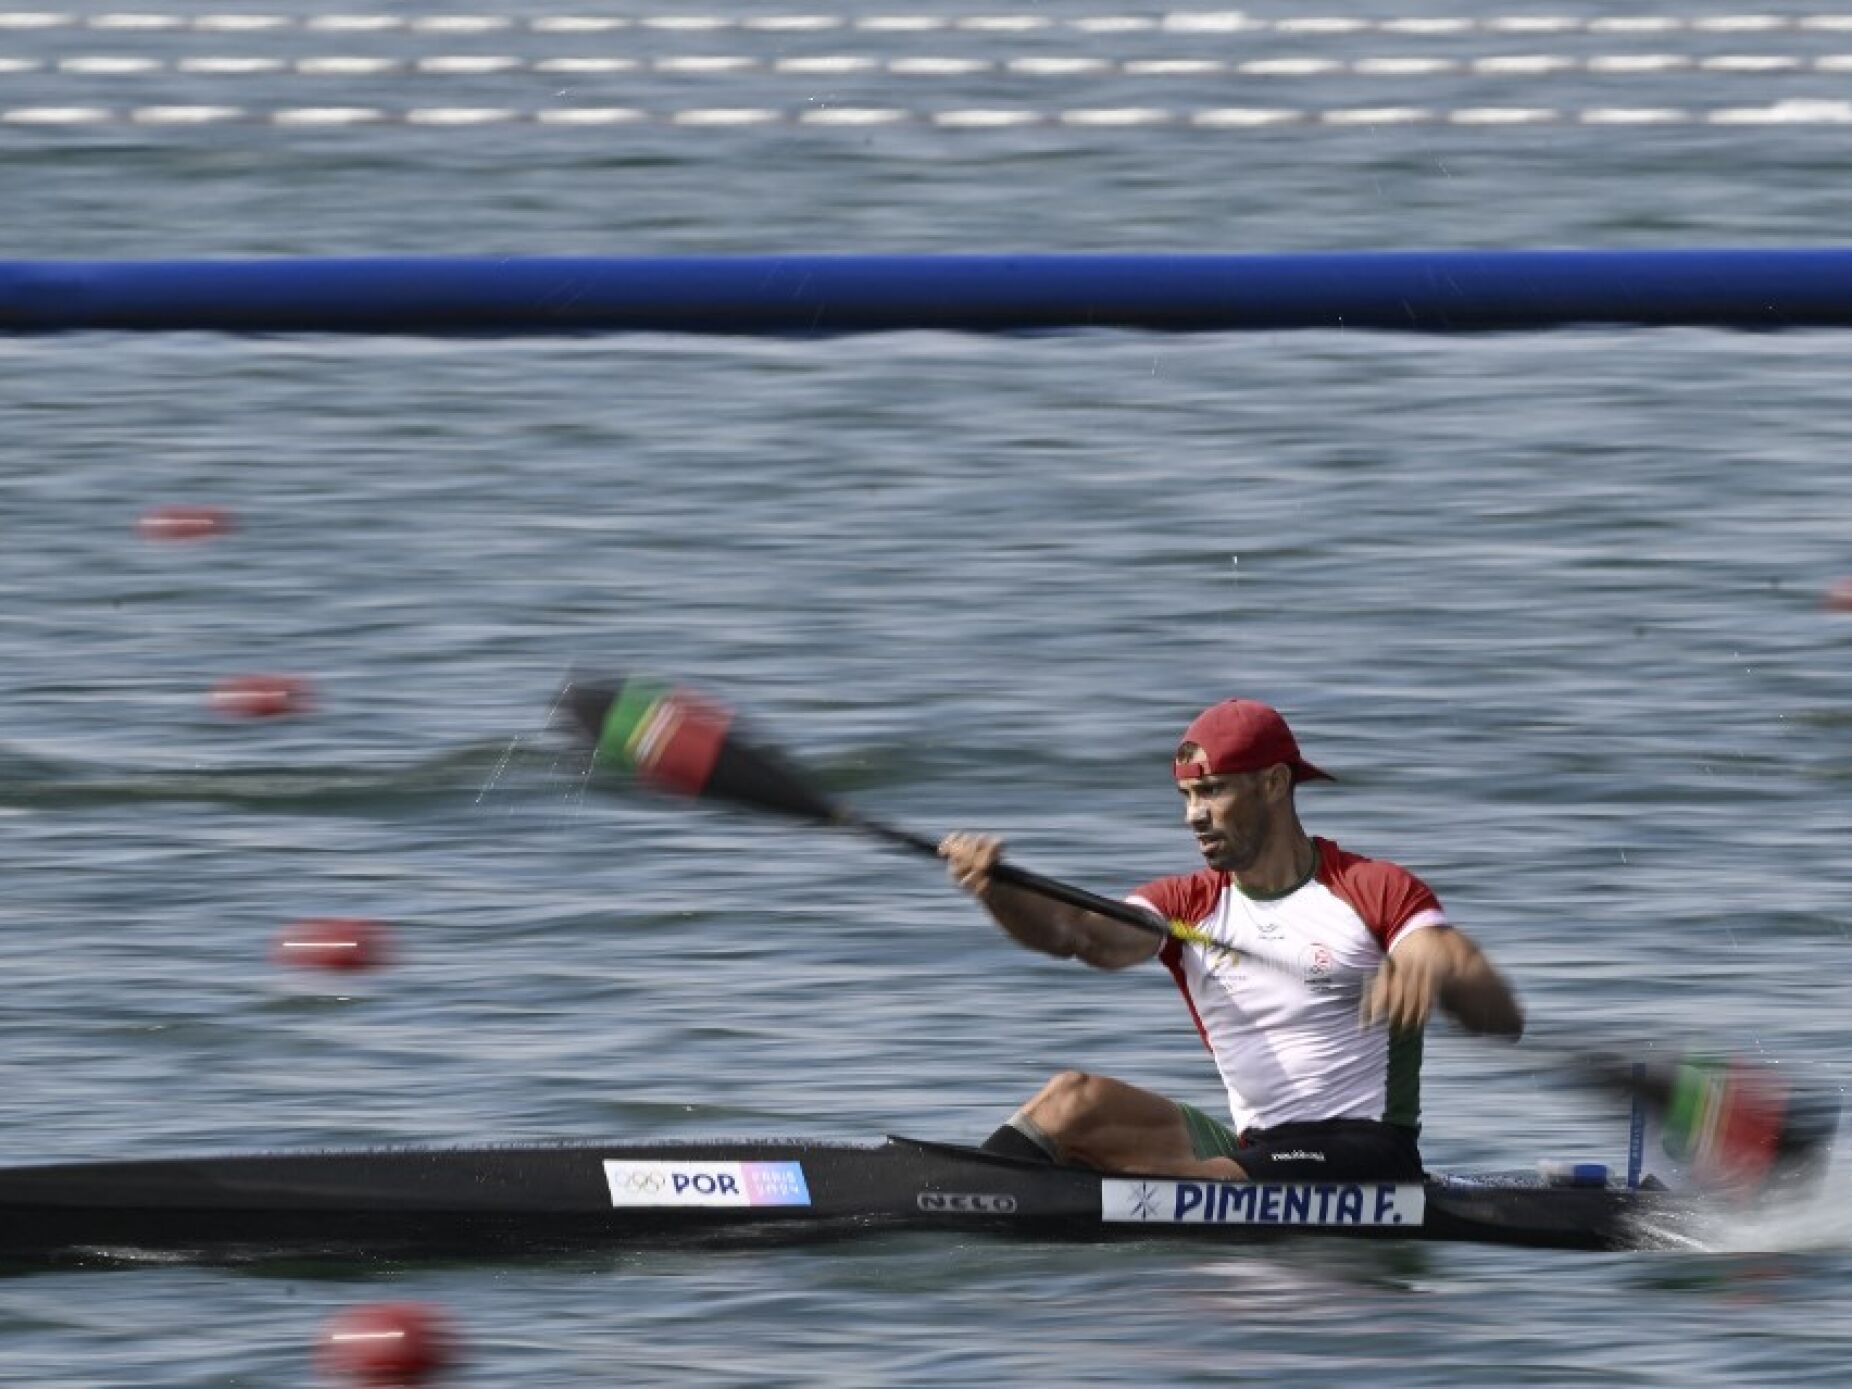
[[1, 4, 1850, 1385]]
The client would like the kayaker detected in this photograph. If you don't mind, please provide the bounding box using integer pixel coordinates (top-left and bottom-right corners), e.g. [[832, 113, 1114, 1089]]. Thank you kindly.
[[940, 697, 1524, 1181]]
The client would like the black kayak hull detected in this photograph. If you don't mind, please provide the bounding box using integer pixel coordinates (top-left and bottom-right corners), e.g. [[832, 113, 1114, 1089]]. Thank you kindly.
[[0, 1136, 1688, 1266]]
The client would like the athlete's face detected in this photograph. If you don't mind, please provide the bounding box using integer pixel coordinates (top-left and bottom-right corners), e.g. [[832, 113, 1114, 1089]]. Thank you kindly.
[[1177, 766, 1286, 872]]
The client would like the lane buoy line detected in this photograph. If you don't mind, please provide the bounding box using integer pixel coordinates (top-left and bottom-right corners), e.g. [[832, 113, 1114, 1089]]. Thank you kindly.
[[7, 100, 1852, 126], [1, 12, 1850, 36], [7, 52, 1852, 77]]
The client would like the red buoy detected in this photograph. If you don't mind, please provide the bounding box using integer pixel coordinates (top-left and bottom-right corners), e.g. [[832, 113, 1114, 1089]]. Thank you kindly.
[[318, 1302, 455, 1387], [275, 918, 390, 973], [137, 504, 234, 541], [209, 674, 314, 718]]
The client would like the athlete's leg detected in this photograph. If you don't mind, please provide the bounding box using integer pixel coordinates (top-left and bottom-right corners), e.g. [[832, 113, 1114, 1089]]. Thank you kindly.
[[1000, 1071, 1250, 1179]]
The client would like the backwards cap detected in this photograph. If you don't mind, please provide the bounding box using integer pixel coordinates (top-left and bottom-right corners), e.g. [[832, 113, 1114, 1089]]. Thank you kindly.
[[1173, 699, 1335, 785]]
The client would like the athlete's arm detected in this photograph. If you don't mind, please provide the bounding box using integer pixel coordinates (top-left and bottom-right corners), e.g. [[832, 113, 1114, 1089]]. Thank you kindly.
[[1365, 926, 1524, 1038], [939, 833, 1162, 971]]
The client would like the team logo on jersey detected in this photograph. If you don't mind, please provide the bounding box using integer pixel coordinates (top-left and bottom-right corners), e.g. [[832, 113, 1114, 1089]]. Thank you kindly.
[[1301, 943, 1337, 990]]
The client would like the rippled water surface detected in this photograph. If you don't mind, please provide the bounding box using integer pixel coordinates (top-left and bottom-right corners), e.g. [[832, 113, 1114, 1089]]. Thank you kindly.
[[2, 3, 1851, 1386]]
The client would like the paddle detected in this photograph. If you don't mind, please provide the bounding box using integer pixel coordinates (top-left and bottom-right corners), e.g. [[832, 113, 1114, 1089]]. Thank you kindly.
[[555, 674, 1154, 932], [558, 673, 1837, 1196]]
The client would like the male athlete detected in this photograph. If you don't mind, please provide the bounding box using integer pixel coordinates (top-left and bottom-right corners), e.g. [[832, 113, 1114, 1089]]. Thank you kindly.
[[940, 698, 1524, 1181]]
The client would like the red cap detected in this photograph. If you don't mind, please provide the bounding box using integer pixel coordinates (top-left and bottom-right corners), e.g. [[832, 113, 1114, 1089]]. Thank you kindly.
[[1173, 700, 1335, 785]]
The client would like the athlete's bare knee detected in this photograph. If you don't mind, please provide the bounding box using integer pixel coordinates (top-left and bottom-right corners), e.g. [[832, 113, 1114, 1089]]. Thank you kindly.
[[1023, 1071, 1114, 1137]]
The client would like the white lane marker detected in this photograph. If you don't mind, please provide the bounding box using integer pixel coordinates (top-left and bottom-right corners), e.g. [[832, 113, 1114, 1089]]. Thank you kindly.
[[670, 106, 780, 124], [1591, 16, 1684, 30], [889, 57, 993, 75], [1163, 10, 1257, 31], [133, 103, 242, 122], [1582, 106, 1690, 122], [1008, 57, 1114, 75], [530, 17, 629, 32], [957, 14, 1049, 30], [3, 103, 108, 121], [1696, 14, 1790, 29], [746, 15, 841, 30], [656, 56, 759, 73], [1239, 58, 1345, 75], [1451, 105, 1556, 123], [1473, 55, 1578, 73], [194, 14, 287, 31], [1383, 17, 1476, 33], [405, 105, 515, 123], [408, 15, 509, 32], [1124, 59, 1226, 74], [1353, 56, 1459, 74], [418, 55, 523, 73], [1321, 105, 1433, 124], [775, 56, 879, 74], [305, 15, 400, 32], [91, 12, 182, 28], [297, 56, 399, 75], [1059, 105, 1171, 124], [270, 105, 385, 124], [1193, 106, 1303, 126], [532, 106, 645, 123], [1702, 54, 1802, 69], [271, 105, 383, 124], [1587, 54, 1693, 72], [58, 55, 161, 73], [1274, 17, 1368, 33], [854, 15, 942, 30], [534, 57, 639, 74], [932, 107, 1042, 125], [180, 56, 284, 73], [1711, 97, 1852, 120], [799, 105, 907, 123], [1488, 17, 1581, 32]]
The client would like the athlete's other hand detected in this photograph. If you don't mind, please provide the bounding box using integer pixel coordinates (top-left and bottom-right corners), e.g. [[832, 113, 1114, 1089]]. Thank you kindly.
[[1362, 950, 1442, 1034]]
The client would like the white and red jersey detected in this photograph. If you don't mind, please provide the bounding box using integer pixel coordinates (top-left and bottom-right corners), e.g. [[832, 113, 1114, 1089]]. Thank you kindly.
[[1130, 837, 1446, 1134]]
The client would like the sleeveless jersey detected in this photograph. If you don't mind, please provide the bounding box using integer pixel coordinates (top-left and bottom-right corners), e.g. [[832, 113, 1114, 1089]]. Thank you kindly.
[[1130, 837, 1446, 1134]]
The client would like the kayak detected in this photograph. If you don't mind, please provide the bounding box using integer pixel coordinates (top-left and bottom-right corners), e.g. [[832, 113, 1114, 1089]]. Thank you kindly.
[[0, 1135, 1697, 1266]]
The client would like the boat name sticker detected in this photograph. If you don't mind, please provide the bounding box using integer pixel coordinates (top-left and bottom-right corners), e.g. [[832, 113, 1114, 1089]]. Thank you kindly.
[[1101, 1179, 1424, 1228], [603, 1160, 811, 1208]]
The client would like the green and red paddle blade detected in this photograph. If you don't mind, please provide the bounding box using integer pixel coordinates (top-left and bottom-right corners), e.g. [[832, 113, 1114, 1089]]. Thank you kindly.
[[1656, 1059, 1838, 1194], [1578, 1050, 1838, 1195], [560, 676, 841, 825]]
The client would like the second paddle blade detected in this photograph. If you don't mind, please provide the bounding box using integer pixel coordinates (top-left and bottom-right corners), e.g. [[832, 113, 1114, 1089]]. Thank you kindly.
[[1578, 1050, 1839, 1196], [559, 675, 841, 824]]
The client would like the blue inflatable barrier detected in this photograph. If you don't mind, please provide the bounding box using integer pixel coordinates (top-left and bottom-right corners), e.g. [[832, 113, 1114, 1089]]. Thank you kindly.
[[3, 250, 1851, 336]]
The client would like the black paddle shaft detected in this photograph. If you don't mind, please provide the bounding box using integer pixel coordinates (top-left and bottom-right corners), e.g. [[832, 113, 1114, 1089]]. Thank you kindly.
[[840, 811, 1172, 943]]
